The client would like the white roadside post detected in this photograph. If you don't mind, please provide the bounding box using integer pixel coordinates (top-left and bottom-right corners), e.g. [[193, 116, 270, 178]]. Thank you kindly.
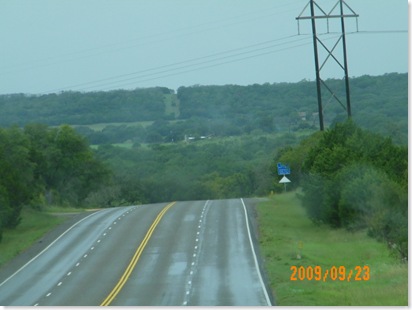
[[279, 175, 291, 192]]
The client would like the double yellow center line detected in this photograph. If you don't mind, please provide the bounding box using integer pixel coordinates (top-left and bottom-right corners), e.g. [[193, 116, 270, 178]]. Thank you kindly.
[[100, 202, 176, 306]]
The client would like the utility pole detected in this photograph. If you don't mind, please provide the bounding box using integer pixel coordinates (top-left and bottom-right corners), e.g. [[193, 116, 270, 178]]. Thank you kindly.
[[296, 0, 358, 131]]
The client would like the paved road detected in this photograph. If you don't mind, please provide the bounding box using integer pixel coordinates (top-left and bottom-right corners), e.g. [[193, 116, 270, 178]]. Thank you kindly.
[[0, 199, 273, 306]]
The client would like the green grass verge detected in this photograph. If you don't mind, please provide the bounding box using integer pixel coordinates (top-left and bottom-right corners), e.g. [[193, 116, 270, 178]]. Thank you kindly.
[[257, 191, 408, 306], [0, 207, 77, 268]]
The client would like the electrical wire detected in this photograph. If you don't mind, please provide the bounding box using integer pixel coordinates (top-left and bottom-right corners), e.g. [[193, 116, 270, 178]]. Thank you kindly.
[[2, 0, 406, 94], [0, 1, 301, 75], [75, 35, 344, 92], [355, 30, 408, 34], [46, 34, 307, 92], [80, 38, 311, 91], [44, 27, 406, 93], [77, 37, 329, 92]]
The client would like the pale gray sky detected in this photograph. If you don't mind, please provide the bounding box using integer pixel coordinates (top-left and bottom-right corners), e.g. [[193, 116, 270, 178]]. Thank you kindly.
[[0, 0, 408, 94]]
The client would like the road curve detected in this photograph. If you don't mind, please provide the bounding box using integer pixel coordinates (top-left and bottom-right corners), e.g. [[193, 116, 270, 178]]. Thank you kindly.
[[0, 199, 273, 306]]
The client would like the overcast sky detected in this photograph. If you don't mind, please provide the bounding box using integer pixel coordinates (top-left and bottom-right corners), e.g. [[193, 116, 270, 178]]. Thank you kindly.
[[0, 0, 408, 94]]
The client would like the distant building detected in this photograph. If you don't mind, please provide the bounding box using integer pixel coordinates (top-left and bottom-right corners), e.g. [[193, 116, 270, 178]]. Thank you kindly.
[[184, 134, 211, 142]]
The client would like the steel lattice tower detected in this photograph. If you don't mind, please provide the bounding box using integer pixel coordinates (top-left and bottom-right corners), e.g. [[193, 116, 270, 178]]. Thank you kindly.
[[296, 0, 358, 130]]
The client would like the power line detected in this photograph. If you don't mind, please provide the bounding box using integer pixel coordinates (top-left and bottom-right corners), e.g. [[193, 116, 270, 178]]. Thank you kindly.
[[47, 34, 316, 92], [30, 26, 408, 94], [354, 30, 408, 34], [0, 2, 301, 75], [47, 35, 299, 91], [4, 0, 405, 94], [77, 35, 342, 92], [49, 31, 380, 93], [296, 29, 408, 36]]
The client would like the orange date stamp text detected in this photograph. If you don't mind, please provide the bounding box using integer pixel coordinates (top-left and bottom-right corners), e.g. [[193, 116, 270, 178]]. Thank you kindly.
[[290, 265, 370, 282]]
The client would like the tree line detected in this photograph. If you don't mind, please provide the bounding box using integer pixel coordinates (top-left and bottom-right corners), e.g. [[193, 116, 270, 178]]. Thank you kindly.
[[74, 73, 407, 147], [0, 87, 172, 126], [0, 73, 407, 145], [176, 73, 407, 143], [0, 124, 110, 242], [89, 133, 299, 207]]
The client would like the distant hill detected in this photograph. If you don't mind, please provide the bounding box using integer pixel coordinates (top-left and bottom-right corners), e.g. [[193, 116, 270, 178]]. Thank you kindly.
[[176, 73, 407, 143], [0, 73, 407, 144], [0, 87, 174, 126]]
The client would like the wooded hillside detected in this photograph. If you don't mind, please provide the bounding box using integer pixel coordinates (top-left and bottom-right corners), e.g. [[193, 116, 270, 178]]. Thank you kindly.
[[0, 87, 173, 126], [0, 73, 407, 144]]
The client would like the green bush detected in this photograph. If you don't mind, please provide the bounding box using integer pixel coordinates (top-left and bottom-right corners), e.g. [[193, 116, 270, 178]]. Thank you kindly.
[[287, 120, 408, 260]]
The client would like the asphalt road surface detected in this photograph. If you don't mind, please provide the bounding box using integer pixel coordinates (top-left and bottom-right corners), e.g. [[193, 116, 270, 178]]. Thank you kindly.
[[0, 199, 273, 306]]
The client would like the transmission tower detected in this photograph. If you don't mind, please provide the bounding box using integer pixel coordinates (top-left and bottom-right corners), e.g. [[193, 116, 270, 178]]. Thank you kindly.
[[296, 0, 358, 130]]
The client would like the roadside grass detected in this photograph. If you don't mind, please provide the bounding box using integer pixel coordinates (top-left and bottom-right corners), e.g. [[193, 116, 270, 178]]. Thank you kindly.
[[257, 190, 408, 306], [0, 207, 69, 268]]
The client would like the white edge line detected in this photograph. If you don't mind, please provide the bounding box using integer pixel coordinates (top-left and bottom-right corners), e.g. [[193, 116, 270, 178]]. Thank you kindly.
[[240, 198, 272, 306], [0, 210, 100, 288]]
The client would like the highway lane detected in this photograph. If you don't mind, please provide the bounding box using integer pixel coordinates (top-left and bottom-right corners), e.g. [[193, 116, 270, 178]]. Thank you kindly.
[[0, 203, 168, 306], [108, 199, 272, 306], [188, 199, 270, 306], [0, 199, 272, 306]]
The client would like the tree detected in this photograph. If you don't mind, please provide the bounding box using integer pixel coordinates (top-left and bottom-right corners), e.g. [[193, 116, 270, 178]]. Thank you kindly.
[[0, 127, 34, 232], [24, 124, 111, 207]]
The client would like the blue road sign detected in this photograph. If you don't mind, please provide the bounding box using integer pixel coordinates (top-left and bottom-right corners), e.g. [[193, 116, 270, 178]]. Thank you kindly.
[[277, 163, 291, 175]]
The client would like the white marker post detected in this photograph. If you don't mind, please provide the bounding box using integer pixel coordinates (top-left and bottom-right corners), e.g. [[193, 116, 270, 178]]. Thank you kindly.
[[279, 175, 291, 192]]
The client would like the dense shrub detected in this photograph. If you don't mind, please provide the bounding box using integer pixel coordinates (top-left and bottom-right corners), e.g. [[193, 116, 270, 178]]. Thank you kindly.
[[277, 120, 408, 260]]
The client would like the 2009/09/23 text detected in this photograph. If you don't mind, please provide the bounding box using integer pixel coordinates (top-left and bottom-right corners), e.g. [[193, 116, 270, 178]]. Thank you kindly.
[[290, 265, 370, 282]]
